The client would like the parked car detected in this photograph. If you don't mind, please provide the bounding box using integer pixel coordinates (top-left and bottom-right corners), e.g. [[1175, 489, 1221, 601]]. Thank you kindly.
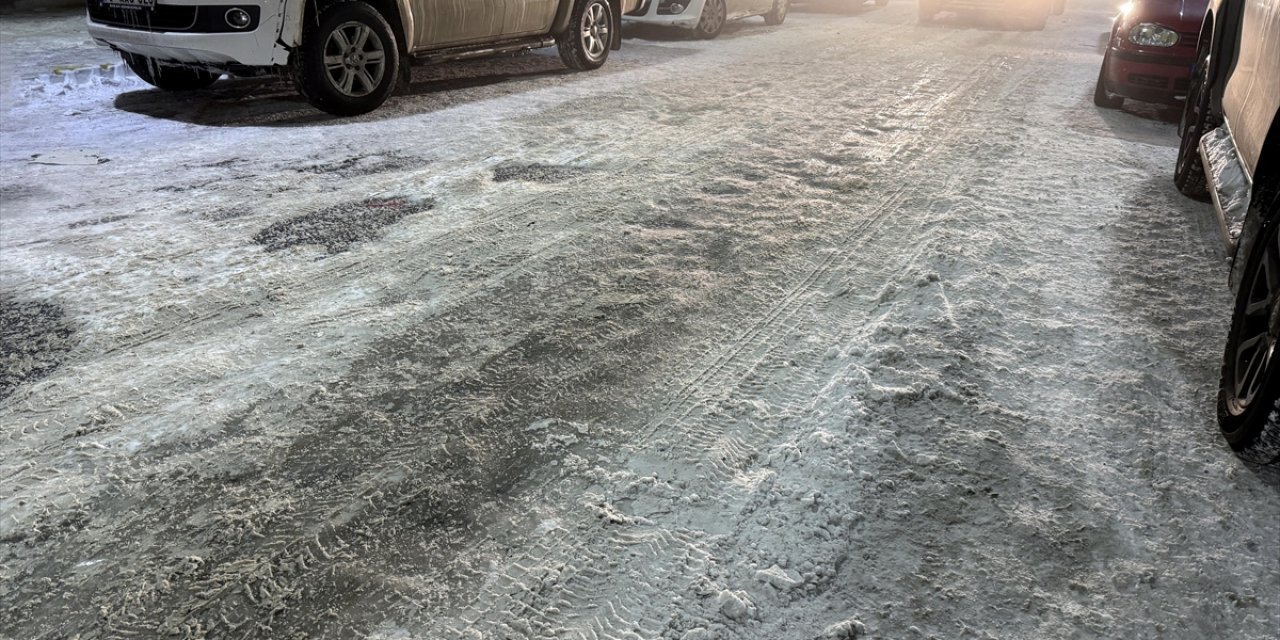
[[86, 0, 638, 116], [1175, 0, 1279, 463], [1094, 0, 1208, 109], [918, 0, 1062, 29], [623, 0, 789, 39]]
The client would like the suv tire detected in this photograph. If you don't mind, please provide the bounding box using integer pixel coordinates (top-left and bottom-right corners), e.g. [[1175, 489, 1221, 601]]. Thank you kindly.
[[122, 53, 220, 91], [763, 0, 788, 25], [294, 1, 399, 117], [558, 0, 614, 70], [1175, 38, 1214, 200], [694, 0, 727, 39], [1219, 186, 1280, 464]]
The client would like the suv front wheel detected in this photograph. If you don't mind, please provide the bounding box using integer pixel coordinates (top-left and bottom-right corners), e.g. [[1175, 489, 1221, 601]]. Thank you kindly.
[[294, 1, 400, 117], [559, 0, 614, 70]]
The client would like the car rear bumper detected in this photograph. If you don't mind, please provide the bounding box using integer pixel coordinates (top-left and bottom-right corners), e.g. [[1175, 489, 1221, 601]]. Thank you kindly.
[[1103, 47, 1194, 105], [622, 0, 705, 28], [85, 1, 289, 68]]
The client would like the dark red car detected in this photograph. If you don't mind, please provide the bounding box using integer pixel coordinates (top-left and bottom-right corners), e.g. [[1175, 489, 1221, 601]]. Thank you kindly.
[[1094, 0, 1208, 108]]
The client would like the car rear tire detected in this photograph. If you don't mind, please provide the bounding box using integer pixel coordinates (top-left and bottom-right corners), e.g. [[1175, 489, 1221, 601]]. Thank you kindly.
[[293, 1, 399, 117], [1219, 186, 1280, 464], [559, 0, 614, 70], [122, 53, 220, 91], [1093, 53, 1124, 109], [1175, 37, 1214, 201], [694, 0, 727, 39], [763, 0, 788, 25]]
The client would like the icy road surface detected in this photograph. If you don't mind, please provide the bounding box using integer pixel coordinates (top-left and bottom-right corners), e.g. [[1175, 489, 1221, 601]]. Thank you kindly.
[[1, 1, 1277, 638]]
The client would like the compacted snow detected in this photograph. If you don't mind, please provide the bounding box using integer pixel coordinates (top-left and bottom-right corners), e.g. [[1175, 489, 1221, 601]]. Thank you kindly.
[[1, 1, 1277, 638]]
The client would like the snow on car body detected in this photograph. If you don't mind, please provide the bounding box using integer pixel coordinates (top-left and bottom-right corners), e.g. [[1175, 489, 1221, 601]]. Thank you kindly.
[[1094, 0, 1209, 108], [85, 0, 638, 115], [622, 0, 789, 39], [1175, 0, 1280, 462]]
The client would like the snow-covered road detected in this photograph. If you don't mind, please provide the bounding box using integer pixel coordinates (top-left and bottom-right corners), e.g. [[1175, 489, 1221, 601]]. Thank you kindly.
[[1, 1, 1277, 638]]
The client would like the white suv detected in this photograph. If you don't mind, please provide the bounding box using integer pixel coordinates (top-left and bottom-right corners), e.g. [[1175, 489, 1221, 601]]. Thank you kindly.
[[86, 0, 635, 115]]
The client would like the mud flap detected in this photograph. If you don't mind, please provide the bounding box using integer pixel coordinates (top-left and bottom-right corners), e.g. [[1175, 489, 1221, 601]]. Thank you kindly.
[[395, 59, 412, 95], [611, 0, 623, 50]]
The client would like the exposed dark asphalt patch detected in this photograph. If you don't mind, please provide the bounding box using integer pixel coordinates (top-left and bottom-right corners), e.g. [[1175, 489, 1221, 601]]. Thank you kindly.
[[492, 162, 586, 183], [0, 184, 49, 203], [202, 206, 253, 222], [68, 215, 130, 229], [0, 298, 76, 400], [252, 197, 433, 254], [299, 154, 420, 178]]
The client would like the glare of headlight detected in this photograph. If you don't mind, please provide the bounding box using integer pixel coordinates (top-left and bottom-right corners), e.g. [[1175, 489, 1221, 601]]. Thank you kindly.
[[1128, 23, 1179, 46]]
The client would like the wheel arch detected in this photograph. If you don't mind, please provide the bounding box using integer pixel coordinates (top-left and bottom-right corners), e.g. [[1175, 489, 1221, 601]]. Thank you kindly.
[[305, 0, 414, 53], [1204, 0, 1246, 111], [552, 0, 624, 51], [1249, 110, 1280, 189], [1229, 117, 1280, 293]]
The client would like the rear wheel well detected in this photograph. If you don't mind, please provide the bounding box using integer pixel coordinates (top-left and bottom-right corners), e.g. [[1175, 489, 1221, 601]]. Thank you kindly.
[[1251, 114, 1280, 200]]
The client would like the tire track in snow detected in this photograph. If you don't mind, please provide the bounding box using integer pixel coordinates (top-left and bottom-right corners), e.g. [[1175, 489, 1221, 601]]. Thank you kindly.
[[3, 9, 1084, 640], [438, 35, 1071, 640]]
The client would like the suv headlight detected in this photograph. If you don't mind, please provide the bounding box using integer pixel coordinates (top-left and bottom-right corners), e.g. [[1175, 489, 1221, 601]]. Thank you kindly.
[[1128, 23, 1179, 47]]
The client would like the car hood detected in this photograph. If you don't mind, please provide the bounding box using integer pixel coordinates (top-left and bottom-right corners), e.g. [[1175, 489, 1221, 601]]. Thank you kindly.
[[1130, 0, 1209, 29]]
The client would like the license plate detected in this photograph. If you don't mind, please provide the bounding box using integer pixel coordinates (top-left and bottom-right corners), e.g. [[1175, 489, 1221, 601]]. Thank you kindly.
[[103, 0, 156, 9]]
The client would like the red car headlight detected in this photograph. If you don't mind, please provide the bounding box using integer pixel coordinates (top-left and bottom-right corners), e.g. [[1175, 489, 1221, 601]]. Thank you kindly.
[[1128, 23, 1180, 47]]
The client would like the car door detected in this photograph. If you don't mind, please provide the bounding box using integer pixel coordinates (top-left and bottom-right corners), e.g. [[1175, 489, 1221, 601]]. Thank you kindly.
[[502, 0, 559, 36], [413, 0, 506, 48], [1220, 0, 1280, 177]]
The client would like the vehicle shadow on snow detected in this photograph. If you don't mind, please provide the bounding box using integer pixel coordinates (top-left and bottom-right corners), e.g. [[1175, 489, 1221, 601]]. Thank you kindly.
[[790, 0, 881, 16], [917, 12, 1050, 32], [1090, 101, 1182, 148], [620, 19, 773, 41], [1106, 173, 1280, 491], [111, 44, 693, 128]]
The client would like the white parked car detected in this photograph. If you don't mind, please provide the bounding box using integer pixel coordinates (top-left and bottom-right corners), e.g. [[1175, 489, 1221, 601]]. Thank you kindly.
[[85, 0, 638, 116], [623, 0, 789, 39]]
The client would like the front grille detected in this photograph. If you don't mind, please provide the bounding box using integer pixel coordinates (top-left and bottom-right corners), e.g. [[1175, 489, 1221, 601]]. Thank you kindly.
[[1128, 73, 1169, 88], [86, 2, 261, 33], [1178, 31, 1199, 48], [87, 0, 197, 31]]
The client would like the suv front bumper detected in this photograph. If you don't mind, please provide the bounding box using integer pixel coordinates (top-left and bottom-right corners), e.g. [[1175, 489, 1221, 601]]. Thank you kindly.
[[85, 0, 290, 68]]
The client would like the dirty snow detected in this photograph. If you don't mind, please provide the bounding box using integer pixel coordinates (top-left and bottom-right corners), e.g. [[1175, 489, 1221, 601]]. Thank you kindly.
[[1200, 125, 1251, 247], [1, 1, 1277, 639]]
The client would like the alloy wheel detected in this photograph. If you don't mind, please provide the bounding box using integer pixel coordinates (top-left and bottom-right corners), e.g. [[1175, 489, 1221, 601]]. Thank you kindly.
[[700, 0, 725, 35], [580, 1, 610, 62], [1229, 227, 1280, 413], [323, 21, 387, 98]]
